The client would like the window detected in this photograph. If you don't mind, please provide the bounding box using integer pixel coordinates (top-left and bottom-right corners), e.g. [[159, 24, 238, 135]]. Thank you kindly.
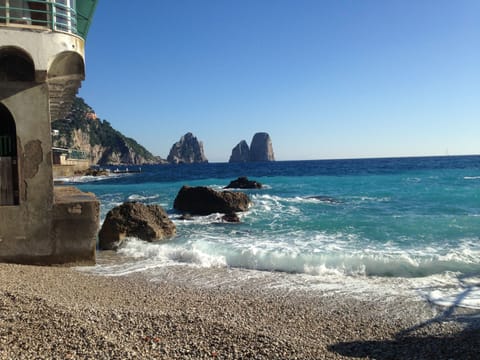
[[0, 104, 19, 206]]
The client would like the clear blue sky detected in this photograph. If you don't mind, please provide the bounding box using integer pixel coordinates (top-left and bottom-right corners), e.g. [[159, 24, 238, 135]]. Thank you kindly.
[[79, 0, 480, 162]]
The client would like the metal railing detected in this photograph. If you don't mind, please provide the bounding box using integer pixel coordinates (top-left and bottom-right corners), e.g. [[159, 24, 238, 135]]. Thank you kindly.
[[52, 147, 88, 160], [0, 1, 82, 37], [68, 149, 88, 160]]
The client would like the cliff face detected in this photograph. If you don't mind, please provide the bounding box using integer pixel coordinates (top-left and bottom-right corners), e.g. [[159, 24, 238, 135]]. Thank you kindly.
[[229, 140, 250, 163], [167, 132, 208, 164], [249, 132, 275, 162], [229, 132, 275, 163], [52, 97, 164, 165]]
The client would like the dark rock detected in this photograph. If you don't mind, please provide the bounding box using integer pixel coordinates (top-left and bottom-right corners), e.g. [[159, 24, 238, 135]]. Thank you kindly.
[[229, 140, 250, 163], [98, 202, 176, 250], [249, 132, 275, 162], [225, 176, 262, 189], [179, 213, 193, 220], [173, 186, 250, 215], [81, 168, 109, 177], [167, 132, 208, 164], [306, 195, 340, 204], [222, 213, 240, 223]]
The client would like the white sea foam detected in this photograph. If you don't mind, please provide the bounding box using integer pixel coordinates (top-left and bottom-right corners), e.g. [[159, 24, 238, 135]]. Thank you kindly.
[[406, 177, 422, 183], [464, 176, 480, 180], [412, 273, 480, 309], [127, 194, 160, 201], [55, 173, 129, 183], [80, 234, 480, 309], [251, 193, 340, 206], [91, 234, 480, 278]]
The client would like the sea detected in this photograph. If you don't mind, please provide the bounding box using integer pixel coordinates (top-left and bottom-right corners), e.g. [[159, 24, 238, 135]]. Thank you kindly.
[[60, 155, 480, 309]]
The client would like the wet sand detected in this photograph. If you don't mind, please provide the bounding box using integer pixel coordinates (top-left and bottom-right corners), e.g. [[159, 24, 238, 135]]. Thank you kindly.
[[0, 263, 479, 359]]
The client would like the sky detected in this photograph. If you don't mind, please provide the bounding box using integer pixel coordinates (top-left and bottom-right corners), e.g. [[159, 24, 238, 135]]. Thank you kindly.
[[79, 0, 480, 162]]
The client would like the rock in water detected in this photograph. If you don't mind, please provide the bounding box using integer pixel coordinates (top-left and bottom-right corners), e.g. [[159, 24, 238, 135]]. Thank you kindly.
[[225, 176, 263, 189], [173, 186, 250, 215], [98, 202, 176, 250], [167, 132, 208, 164], [222, 212, 241, 222], [229, 140, 250, 163], [249, 132, 275, 162]]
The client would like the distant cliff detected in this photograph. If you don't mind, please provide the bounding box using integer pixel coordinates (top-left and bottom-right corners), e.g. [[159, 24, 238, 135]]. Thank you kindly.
[[52, 97, 165, 165], [229, 132, 275, 163], [167, 132, 208, 164]]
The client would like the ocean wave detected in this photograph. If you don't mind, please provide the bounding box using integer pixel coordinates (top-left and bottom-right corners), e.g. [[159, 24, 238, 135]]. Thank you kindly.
[[464, 176, 480, 180], [84, 237, 480, 309], [94, 237, 480, 279], [350, 195, 391, 203], [55, 173, 130, 184], [251, 194, 340, 209]]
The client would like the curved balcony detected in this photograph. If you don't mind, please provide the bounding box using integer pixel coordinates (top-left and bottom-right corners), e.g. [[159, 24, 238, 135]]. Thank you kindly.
[[0, 0, 97, 39]]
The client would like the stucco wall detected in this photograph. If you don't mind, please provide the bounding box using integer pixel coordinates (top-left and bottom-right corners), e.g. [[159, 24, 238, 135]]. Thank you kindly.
[[0, 27, 97, 265]]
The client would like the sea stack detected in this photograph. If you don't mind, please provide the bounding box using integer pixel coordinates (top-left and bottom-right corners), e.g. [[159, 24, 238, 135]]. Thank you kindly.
[[167, 132, 208, 164], [228, 132, 275, 163], [229, 140, 250, 163], [249, 132, 275, 162]]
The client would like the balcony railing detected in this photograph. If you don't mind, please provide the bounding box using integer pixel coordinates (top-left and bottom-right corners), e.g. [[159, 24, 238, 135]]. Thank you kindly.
[[0, 0, 96, 39]]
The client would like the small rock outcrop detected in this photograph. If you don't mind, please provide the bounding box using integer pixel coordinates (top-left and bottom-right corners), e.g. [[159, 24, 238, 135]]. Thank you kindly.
[[249, 132, 275, 162], [173, 186, 250, 215], [225, 176, 263, 189], [222, 213, 241, 222], [98, 202, 176, 250], [167, 132, 208, 164], [229, 140, 250, 163]]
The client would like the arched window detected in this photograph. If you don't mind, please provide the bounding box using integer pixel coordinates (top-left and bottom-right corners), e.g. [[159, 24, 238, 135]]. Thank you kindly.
[[0, 104, 19, 205], [0, 47, 35, 82]]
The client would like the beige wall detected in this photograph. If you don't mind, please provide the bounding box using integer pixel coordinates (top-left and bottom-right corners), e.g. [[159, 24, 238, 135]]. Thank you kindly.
[[53, 161, 90, 178], [0, 26, 97, 265]]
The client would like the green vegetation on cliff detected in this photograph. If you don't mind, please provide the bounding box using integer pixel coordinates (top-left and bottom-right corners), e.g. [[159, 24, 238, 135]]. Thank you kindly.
[[52, 97, 162, 165]]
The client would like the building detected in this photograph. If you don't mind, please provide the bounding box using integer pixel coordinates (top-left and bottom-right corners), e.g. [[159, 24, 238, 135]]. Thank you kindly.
[[0, 0, 99, 264], [52, 146, 90, 177]]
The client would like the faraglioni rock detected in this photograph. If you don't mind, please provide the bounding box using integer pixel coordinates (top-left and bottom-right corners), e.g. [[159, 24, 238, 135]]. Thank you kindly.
[[173, 186, 251, 215], [229, 140, 250, 163], [98, 202, 176, 250], [167, 132, 208, 164], [249, 132, 275, 162]]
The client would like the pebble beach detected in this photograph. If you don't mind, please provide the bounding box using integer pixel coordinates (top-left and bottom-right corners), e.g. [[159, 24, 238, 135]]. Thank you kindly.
[[1, 263, 479, 359]]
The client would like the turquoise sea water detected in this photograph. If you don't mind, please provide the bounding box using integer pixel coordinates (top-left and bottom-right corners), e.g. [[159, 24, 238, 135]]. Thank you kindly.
[[67, 156, 480, 308]]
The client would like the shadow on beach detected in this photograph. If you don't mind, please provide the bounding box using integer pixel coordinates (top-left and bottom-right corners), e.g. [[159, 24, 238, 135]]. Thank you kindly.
[[329, 273, 480, 359]]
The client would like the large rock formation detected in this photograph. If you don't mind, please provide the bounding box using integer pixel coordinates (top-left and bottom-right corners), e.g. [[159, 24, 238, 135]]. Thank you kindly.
[[98, 202, 176, 250], [229, 132, 275, 163], [52, 97, 165, 165], [173, 186, 250, 215], [167, 133, 208, 164], [249, 132, 275, 162], [229, 140, 250, 163]]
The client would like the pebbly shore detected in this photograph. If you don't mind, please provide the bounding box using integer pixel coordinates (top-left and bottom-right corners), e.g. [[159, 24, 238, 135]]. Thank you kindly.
[[0, 263, 479, 359]]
